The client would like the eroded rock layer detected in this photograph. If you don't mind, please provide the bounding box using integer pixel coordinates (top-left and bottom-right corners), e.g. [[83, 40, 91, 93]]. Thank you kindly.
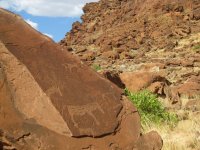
[[0, 9, 162, 150]]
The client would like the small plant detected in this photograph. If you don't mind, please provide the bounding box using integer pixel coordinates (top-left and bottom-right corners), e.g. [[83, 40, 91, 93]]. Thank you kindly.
[[192, 44, 200, 52], [125, 89, 178, 126], [92, 64, 101, 71]]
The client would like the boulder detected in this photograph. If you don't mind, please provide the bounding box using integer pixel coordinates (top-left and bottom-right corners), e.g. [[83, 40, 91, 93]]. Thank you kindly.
[[0, 9, 162, 150], [193, 8, 200, 20], [120, 71, 170, 96], [101, 51, 120, 60], [176, 76, 200, 98], [140, 63, 166, 71], [81, 51, 96, 61]]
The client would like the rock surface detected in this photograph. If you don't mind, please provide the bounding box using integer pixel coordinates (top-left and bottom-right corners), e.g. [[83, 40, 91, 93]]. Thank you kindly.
[[61, 0, 200, 107], [119, 71, 170, 96], [60, 0, 200, 149], [61, 0, 200, 58], [0, 9, 162, 149]]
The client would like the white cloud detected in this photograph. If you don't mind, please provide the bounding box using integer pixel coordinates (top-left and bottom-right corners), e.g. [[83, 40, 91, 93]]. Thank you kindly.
[[43, 33, 53, 39], [0, 0, 9, 8], [24, 19, 53, 39], [0, 0, 99, 17], [25, 19, 38, 29]]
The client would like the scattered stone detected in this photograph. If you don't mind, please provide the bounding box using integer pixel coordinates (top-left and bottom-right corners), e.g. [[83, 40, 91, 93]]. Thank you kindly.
[[81, 51, 96, 61], [101, 51, 119, 60]]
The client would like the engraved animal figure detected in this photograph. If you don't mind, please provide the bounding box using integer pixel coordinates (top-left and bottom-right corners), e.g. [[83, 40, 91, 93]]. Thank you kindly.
[[67, 102, 104, 128]]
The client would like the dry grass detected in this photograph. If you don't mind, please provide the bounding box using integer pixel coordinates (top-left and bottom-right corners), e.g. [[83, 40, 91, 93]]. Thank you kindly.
[[175, 33, 200, 50], [126, 89, 200, 149], [142, 106, 200, 150]]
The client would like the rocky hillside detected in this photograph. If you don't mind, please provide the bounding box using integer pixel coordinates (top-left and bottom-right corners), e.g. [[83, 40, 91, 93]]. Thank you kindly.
[[61, 0, 200, 101], [61, 0, 200, 55], [61, 0, 200, 149], [61, 0, 200, 53]]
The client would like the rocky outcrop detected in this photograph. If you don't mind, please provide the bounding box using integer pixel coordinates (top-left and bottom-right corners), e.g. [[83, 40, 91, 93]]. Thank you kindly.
[[61, 0, 200, 59], [0, 9, 162, 149], [61, 0, 200, 108], [60, 0, 200, 149]]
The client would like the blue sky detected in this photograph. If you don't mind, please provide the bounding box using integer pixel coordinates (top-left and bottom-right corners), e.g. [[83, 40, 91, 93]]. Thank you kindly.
[[0, 0, 98, 42], [15, 11, 81, 42]]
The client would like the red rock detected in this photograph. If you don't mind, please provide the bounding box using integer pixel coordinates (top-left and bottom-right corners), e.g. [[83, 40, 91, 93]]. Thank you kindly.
[[60, 0, 200, 65], [115, 48, 125, 54], [100, 44, 113, 52], [0, 8, 123, 138], [101, 51, 119, 60], [140, 63, 166, 71], [119, 51, 134, 59], [166, 60, 181, 66], [0, 8, 162, 150], [100, 70, 125, 88], [119, 71, 170, 96], [181, 59, 194, 67], [193, 7, 200, 20], [177, 77, 200, 98], [81, 51, 96, 61], [148, 82, 166, 95], [134, 131, 163, 150], [75, 46, 87, 54]]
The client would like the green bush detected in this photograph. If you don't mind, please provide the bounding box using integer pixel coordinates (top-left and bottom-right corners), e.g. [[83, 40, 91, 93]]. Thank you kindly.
[[193, 44, 200, 52], [125, 89, 178, 126], [92, 64, 101, 71]]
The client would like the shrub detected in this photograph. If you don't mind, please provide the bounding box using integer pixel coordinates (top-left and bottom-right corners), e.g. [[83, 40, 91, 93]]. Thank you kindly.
[[125, 89, 178, 126], [193, 44, 200, 52], [92, 64, 101, 71]]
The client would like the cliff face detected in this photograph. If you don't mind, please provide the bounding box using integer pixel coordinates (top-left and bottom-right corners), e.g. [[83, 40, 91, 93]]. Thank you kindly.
[[0, 9, 162, 150], [61, 0, 200, 61]]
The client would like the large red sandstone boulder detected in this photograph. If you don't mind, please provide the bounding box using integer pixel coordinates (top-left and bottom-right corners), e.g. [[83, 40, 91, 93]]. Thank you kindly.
[[0, 9, 162, 150], [120, 71, 170, 96]]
